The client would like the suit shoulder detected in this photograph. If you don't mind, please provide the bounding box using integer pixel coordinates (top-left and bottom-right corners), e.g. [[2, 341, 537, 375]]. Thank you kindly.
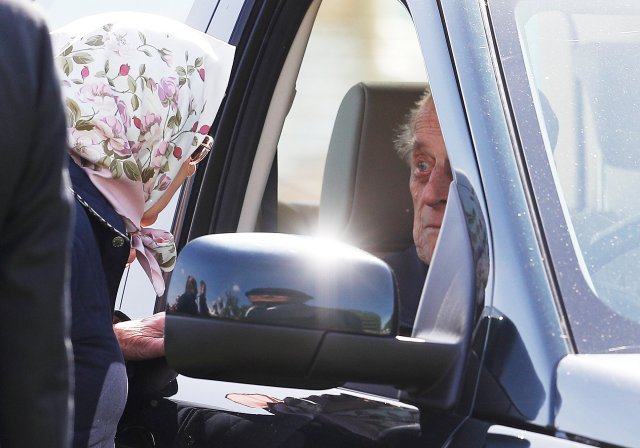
[[0, 0, 49, 38]]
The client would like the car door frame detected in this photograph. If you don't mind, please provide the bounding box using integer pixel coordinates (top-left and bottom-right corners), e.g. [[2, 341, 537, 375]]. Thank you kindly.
[[409, 0, 579, 444], [156, 0, 315, 311]]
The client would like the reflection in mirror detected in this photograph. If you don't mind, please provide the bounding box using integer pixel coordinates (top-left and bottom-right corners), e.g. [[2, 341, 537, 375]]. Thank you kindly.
[[166, 233, 398, 335]]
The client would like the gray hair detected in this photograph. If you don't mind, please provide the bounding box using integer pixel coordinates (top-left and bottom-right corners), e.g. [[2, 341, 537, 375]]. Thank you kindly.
[[394, 86, 432, 166]]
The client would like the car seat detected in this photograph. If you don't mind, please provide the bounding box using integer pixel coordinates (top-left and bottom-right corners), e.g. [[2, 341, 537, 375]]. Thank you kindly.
[[318, 82, 427, 256]]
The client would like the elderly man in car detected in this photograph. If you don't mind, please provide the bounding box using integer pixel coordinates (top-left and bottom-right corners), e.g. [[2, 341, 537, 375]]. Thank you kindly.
[[391, 86, 454, 334]]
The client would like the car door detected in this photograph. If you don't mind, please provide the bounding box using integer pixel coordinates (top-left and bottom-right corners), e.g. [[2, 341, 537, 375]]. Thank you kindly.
[[118, 0, 431, 446], [157, 0, 494, 444], [431, 1, 640, 447]]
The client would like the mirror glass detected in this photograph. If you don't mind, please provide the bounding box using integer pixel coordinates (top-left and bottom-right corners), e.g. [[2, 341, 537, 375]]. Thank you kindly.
[[166, 233, 398, 335]]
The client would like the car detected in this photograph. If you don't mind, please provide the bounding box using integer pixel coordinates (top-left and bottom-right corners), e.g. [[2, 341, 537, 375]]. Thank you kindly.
[[41, 0, 640, 447]]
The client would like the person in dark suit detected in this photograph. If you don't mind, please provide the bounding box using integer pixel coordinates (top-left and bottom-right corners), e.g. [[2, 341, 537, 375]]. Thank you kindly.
[[0, 1, 73, 446]]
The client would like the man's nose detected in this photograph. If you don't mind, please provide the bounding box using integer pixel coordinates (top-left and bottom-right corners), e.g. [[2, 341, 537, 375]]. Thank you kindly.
[[422, 163, 451, 206]]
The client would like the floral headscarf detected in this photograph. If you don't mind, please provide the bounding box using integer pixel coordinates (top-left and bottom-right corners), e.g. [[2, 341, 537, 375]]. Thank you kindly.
[[52, 13, 235, 295]]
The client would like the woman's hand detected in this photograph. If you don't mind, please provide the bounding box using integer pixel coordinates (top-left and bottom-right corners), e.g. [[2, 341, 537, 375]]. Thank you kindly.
[[113, 312, 165, 361]]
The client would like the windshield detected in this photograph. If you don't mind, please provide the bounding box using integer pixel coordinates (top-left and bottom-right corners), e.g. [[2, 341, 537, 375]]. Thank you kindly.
[[493, 0, 640, 353]]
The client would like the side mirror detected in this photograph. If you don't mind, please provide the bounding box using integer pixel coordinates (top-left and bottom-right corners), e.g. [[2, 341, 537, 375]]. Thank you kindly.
[[164, 232, 463, 391], [165, 233, 397, 336]]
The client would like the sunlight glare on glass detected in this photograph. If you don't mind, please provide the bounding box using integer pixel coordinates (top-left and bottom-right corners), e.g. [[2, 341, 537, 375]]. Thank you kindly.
[[307, 236, 365, 266]]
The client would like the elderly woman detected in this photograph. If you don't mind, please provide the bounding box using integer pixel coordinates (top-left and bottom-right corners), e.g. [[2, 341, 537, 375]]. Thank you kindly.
[[52, 13, 233, 447]]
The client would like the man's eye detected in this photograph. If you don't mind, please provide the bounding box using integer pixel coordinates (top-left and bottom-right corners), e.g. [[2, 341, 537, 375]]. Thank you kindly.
[[417, 161, 430, 172]]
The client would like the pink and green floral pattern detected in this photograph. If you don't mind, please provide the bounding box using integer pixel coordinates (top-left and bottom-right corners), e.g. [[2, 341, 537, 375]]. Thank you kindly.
[[53, 13, 234, 295]]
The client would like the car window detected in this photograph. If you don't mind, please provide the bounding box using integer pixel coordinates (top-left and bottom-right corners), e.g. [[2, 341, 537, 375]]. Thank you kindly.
[[495, 0, 640, 352], [276, 0, 425, 208], [260, 0, 425, 247], [224, 0, 427, 340]]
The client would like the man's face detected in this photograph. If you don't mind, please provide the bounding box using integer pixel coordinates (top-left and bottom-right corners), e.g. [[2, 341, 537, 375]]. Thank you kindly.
[[409, 97, 453, 264]]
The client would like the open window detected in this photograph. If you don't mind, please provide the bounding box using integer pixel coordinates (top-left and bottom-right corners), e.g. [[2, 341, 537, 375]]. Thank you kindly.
[[246, 0, 427, 238]]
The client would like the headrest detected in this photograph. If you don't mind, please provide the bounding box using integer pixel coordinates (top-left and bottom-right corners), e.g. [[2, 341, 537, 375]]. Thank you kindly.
[[319, 82, 428, 254]]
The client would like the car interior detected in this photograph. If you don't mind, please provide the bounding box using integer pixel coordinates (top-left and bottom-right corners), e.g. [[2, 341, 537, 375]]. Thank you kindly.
[[316, 82, 424, 259], [287, 81, 428, 397], [245, 0, 431, 339], [258, 82, 430, 335], [272, 82, 424, 252], [171, 69, 480, 398]]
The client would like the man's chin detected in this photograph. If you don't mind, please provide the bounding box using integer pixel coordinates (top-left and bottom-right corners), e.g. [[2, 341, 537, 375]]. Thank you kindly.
[[415, 245, 433, 265]]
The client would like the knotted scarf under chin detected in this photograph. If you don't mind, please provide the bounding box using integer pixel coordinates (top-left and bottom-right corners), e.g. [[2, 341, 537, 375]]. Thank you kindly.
[[130, 227, 177, 297]]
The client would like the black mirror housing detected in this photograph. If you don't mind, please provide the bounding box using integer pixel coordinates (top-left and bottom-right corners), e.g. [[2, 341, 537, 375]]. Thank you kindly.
[[164, 226, 473, 395], [165, 233, 398, 335]]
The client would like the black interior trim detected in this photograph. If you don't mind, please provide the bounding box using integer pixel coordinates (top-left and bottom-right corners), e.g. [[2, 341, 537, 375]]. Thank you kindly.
[[188, 0, 312, 240], [158, 0, 312, 310]]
